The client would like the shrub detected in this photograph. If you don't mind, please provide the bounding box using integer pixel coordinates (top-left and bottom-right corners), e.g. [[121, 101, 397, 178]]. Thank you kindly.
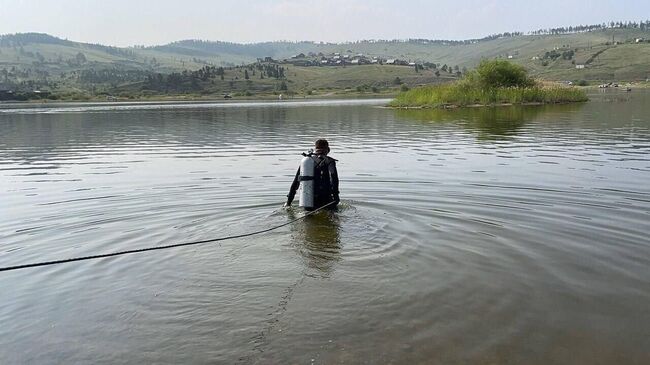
[[466, 59, 535, 89]]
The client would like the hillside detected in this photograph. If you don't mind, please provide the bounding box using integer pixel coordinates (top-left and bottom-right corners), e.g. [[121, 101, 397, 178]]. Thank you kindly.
[[1, 26, 649, 100]]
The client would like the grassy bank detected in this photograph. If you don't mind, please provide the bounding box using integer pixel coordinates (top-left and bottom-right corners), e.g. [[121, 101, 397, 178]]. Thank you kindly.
[[390, 84, 588, 107], [390, 60, 588, 108]]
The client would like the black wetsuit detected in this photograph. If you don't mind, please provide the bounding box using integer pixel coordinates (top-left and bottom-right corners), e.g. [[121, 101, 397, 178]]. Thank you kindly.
[[287, 155, 339, 209]]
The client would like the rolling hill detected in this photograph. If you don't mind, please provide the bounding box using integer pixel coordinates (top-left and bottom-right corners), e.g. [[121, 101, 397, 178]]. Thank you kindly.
[[1, 24, 649, 100]]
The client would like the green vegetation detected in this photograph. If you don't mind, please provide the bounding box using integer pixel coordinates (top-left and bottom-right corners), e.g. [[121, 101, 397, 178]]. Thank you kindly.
[[390, 60, 588, 108]]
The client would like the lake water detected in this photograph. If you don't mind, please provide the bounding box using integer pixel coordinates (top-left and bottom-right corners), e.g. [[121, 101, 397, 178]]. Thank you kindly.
[[1, 93, 649, 364]]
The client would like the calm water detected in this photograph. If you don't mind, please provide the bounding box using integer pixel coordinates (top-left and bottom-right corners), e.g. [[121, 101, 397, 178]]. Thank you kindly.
[[1, 93, 649, 364]]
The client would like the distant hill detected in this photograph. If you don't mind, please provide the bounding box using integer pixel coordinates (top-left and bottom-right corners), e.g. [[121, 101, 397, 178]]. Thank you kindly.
[[1, 23, 649, 99]]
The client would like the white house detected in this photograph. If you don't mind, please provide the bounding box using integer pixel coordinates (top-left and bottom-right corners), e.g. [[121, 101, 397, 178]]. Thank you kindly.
[[576, 64, 585, 69]]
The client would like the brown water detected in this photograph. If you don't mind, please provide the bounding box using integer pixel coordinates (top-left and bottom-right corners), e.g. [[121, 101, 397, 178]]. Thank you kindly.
[[1, 93, 649, 364]]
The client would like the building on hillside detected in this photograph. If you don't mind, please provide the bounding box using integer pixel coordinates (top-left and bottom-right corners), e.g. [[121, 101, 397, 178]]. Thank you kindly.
[[386, 59, 396, 65], [636, 38, 645, 43], [392, 59, 408, 66], [575, 64, 585, 69]]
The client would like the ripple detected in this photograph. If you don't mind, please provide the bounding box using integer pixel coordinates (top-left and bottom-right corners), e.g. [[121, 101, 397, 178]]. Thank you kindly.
[[2, 95, 650, 364]]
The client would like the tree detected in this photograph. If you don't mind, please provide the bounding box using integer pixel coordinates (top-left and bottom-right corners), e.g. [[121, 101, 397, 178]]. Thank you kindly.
[[279, 81, 288, 91], [393, 76, 402, 85], [75, 52, 87, 64], [244, 69, 249, 80], [466, 59, 535, 89]]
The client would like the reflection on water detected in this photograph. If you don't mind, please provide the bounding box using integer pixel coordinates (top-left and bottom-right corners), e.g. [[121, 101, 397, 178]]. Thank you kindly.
[[288, 209, 341, 278], [395, 103, 584, 139], [1, 93, 649, 364]]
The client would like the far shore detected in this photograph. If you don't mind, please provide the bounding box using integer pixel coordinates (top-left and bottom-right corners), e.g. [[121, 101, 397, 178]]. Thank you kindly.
[[0, 91, 398, 105], [2, 81, 647, 106], [0, 96, 393, 109]]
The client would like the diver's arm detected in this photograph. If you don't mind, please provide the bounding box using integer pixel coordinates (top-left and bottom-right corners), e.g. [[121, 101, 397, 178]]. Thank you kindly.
[[329, 161, 340, 204], [286, 167, 301, 205]]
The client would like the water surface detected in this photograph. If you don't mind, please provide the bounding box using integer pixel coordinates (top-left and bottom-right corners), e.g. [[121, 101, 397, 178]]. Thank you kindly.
[[1, 93, 649, 364]]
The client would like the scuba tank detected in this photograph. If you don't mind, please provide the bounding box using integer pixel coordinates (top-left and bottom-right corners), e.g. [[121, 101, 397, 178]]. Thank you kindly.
[[299, 151, 316, 210]]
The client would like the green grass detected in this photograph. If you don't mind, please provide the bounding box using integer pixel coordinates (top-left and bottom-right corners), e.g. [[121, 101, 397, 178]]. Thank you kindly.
[[390, 83, 588, 108]]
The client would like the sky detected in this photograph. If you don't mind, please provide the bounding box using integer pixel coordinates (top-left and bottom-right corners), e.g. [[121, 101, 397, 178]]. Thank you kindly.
[[0, 0, 648, 46]]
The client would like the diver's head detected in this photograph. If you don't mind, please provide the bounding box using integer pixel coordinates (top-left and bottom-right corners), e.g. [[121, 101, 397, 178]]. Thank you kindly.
[[314, 139, 330, 155]]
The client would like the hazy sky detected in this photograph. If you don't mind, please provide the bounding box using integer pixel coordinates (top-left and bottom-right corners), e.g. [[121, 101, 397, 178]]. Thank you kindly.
[[1, 0, 648, 46]]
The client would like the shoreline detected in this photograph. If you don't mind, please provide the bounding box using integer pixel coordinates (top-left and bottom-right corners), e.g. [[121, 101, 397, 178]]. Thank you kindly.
[[0, 97, 392, 112], [0, 92, 398, 105], [3, 83, 646, 106]]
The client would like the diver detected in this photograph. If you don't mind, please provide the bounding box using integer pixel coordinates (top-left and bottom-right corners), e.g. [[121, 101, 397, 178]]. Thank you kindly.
[[285, 139, 340, 210]]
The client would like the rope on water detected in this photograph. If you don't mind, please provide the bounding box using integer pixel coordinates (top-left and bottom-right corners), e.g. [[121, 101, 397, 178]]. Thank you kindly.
[[0, 201, 336, 273]]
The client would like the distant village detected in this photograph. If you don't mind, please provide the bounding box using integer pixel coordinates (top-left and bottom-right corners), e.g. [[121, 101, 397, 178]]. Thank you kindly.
[[258, 52, 421, 67]]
